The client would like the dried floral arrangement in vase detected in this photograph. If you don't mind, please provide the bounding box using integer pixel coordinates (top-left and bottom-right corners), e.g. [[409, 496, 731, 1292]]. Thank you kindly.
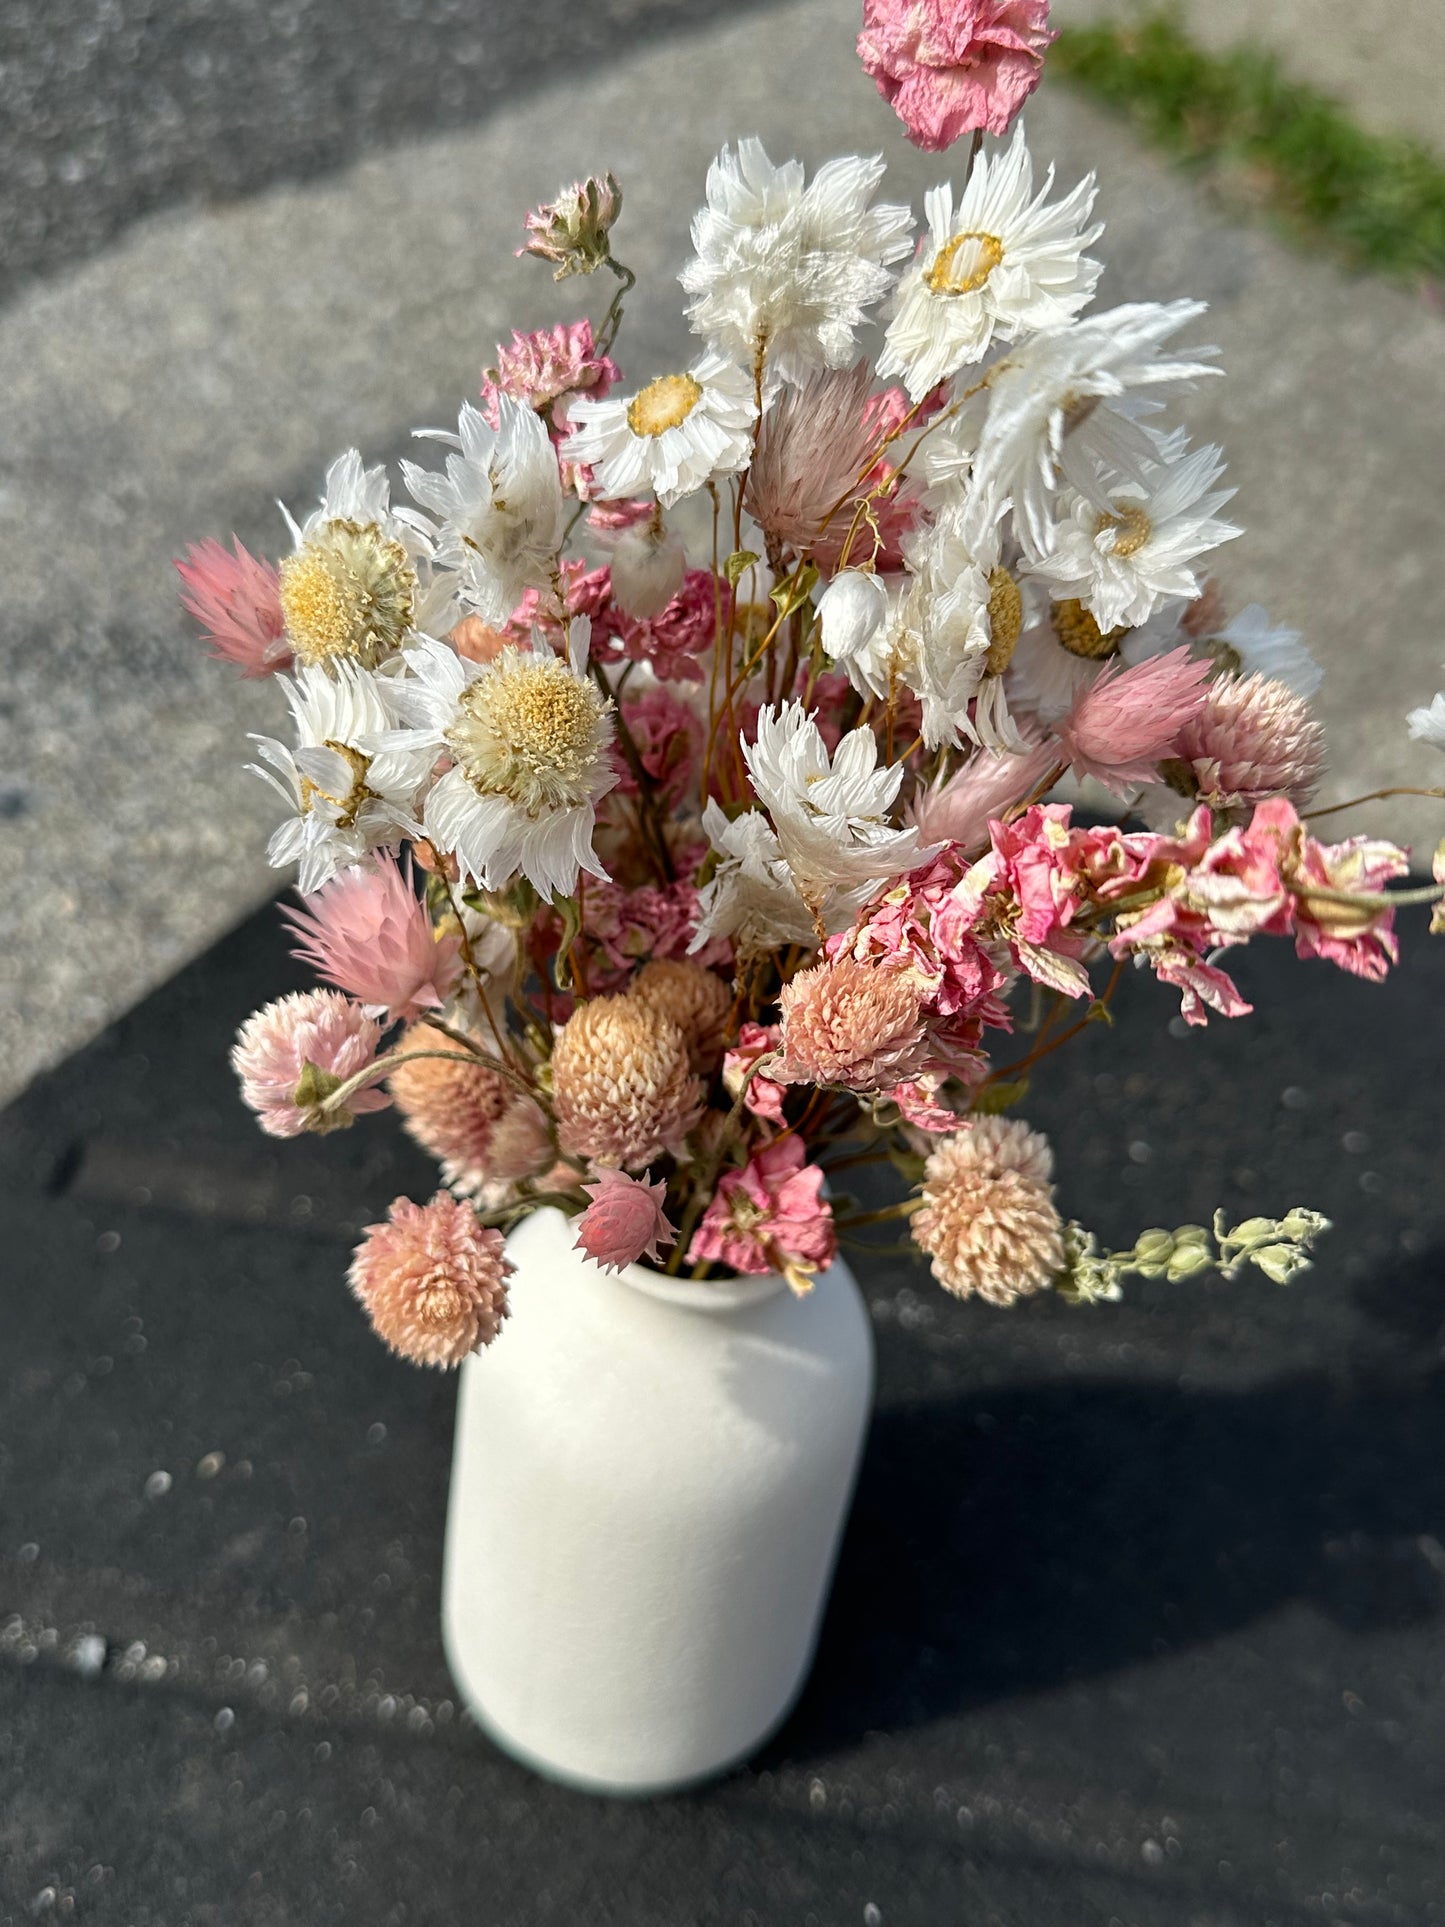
[[180, 0, 1445, 1371]]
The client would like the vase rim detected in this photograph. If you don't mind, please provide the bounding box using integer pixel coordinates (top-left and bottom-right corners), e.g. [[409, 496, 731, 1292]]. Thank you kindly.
[[520, 1206, 790, 1314]]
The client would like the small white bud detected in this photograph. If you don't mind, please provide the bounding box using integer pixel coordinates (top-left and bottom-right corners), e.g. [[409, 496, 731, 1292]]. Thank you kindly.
[[609, 520, 687, 619], [817, 570, 888, 665]]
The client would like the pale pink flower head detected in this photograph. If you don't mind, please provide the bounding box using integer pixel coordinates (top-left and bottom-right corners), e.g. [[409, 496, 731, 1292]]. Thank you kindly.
[[586, 497, 656, 535], [911, 1116, 1064, 1303], [778, 953, 931, 1092], [481, 320, 618, 430], [552, 994, 705, 1170], [1056, 645, 1212, 793], [519, 173, 622, 278], [282, 853, 462, 1024], [911, 739, 1060, 854], [745, 362, 879, 553], [1243, 797, 1406, 982], [575, 1169, 677, 1273], [1171, 673, 1327, 812], [449, 614, 512, 665], [176, 536, 290, 678], [595, 570, 725, 685], [232, 989, 389, 1138], [859, 0, 1056, 150], [723, 1021, 788, 1122], [389, 1029, 512, 1196], [349, 1192, 510, 1368], [688, 1137, 836, 1292]]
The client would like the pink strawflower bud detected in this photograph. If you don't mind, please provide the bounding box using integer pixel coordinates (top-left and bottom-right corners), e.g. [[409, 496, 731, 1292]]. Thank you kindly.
[[859, 0, 1056, 151], [1056, 645, 1212, 792], [688, 1137, 836, 1292], [1170, 673, 1327, 812], [176, 536, 290, 678], [232, 989, 389, 1138], [349, 1192, 510, 1368], [282, 853, 463, 1025], [519, 174, 623, 278], [575, 1168, 677, 1273], [778, 953, 932, 1092], [911, 1116, 1064, 1303], [911, 740, 1061, 853]]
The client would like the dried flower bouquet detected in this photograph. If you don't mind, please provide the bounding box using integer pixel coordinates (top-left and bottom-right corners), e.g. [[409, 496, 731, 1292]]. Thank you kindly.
[[182, 2, 1445, 1369]]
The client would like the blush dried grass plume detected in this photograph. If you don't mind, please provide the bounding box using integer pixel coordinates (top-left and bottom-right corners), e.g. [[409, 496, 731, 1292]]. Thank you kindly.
[[177, 536, 290, 678], [911, 1115, 1065, 1303], [282, 853, 462, 1024], [552, 994, 705, 1169], [232, 990, 389, 1137], [744, 361, 879, 553], [631, 959, 735, 1073], [778, 954, 931, 1091], [349, 1192, 510, 1367], [1172, 672, 1327, 810], [1056, 645, 1212, 792]]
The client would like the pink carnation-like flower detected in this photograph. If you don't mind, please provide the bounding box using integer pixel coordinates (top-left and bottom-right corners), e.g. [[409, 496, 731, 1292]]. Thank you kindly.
[[282, 853, 462, 1024], [1222, 798, 1405, 981], [612, 684, 703, 807], [688, 1137, 836, 1290], [778, 954, 931, 1092], [723, 1022, 788, 1122], [232, 989, 390, 1137], [586, 497, 656, 535], [600, 569, 727, 685], [1056, 646, 1212, 793], [481, 320, 618, 431], [176, 536, 290, 678], [859, 0, 1056, 150], [575, 1169, 677, 1273], [349, 1192, 510, 1368]]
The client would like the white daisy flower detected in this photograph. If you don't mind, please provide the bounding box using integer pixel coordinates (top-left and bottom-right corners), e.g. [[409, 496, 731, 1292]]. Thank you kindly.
[[690, 801, 819, 960], [385, 624, 617, 901], [402, 396, 564, 627], [743, 701, 928, 916], [959, 301, 1221, 556], [1025, 431, 1241, 631], [879, 130, 1102, 402], [1407, 689, 1445, 753], [1211, 605, 1322, 698], [248, 660, 433, 895], [680, 140, 913, 385], [276, 449, 452, 672], [898, 512, 1029, 753], [565, 352, 756, 509], [1006, 614, 1109, 727]]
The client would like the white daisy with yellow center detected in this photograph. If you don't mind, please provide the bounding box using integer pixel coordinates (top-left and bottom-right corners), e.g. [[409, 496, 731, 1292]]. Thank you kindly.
[[565, 352, 757, 508], [879, 130, 1102, 403], [390, 623, 618, 900], [1027, 428, 1240, 632]]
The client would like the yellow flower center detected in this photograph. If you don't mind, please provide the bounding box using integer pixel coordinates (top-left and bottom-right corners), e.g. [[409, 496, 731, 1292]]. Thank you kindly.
[[985, 566, 1023, 676], [627, 373, 704, 438], [297, 739, 375, 828], [1052, 598, 1128, 660], [925, 229, 1005, 296], [447, 650, 610, 816], [279, 519, 416, 669], [1094, 502, 1153, 558]]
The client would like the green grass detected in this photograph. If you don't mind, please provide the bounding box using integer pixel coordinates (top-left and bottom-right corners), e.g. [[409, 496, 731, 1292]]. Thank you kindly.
[[1051, 10, 1445, 288]]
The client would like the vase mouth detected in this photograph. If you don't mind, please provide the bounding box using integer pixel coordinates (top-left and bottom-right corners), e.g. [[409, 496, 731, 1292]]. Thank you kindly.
[[517, 1206, 789, 1313]]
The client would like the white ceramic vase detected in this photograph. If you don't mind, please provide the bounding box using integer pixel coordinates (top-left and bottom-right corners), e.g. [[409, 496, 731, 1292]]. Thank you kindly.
[[441, 1205, 875, 1795]]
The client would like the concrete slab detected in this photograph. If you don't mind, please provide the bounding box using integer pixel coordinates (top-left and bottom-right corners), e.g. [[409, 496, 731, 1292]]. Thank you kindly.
[[2, 0, 1442, 1104]]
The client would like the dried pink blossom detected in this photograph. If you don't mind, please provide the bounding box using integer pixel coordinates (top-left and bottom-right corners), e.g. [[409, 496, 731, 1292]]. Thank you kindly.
[[611, 684, 703, 807], [449, 615, 512, 665], [176, 536, 290, 678], [723, 1022, 788, 1122], [596, 569, 726, 685], [388, 1030, 512, 1196], [481, 320, 618, 430], [911, 740, 1060, 853], [575, 1169, 677, 1273], [859, 0, 1056, 150], [1170, 673, 1327, 812], [519, 174, 622, 278], [232, 989, 389, 1137], [349, 1192, 510, 1368], [586, 497, 655, 535], [552, 995, 705, 1169], [778, 954, 932, 1091], [631, 958, 734, 1074], [745, 362, 880, 552], [282, 853, 462, 1024], [911, 1116, 1065, 1303], [688, 1137, 836, 1290], [1056, 646, 1212, 793]]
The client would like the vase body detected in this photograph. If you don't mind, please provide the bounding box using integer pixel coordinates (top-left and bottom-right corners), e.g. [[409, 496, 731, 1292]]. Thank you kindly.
[[441, 1205, 874, 1795]]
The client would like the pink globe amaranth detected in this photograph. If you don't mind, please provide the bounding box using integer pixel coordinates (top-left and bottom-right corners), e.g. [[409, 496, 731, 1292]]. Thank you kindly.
[[574, 1169, 677, 1273], [231, 990, 390, 1137], [349, 1192, 510, 1368], [858, 0, 1056, 150]]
